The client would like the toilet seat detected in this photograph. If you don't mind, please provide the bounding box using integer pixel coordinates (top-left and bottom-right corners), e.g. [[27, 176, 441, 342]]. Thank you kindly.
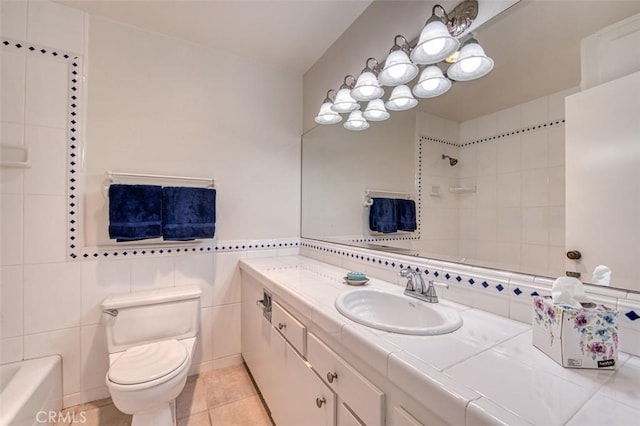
[[108, 340, 187, 385]]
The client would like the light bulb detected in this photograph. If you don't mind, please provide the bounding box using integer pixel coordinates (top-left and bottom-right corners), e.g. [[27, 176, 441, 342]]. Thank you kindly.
[[460, 57, 482, 73], [421, 78, 440, 91], [388, 64, 408, 80], [423, 38, 446, 56], [358, 86, 376, 97]]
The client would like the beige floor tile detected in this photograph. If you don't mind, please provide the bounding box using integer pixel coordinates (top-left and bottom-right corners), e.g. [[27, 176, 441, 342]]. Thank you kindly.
[[209, 395, 272, 426], [205, 365, 257, 409], [177, 411, 212, 426], [75, 404, 132, 425], [177, 374, 209, 419]]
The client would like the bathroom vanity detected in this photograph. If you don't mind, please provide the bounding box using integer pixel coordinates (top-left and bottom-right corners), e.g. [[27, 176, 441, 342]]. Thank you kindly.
[[240, 255, 640, 425]]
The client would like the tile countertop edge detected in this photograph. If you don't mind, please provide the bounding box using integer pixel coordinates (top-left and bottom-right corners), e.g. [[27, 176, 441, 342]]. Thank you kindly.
[[238, 256, 640, 426]]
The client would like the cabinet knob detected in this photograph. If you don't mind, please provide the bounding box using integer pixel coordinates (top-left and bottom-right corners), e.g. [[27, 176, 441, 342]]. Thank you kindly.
[[566, 250, 582, 260], [278, 322, 286, 330], [326, 372, 338, 383], [566, 271, 581, 279], [315, 397, 326, 408]]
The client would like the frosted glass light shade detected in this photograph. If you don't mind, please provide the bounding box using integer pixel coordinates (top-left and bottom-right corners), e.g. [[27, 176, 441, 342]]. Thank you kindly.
[[411, 20, 459, 65], [413, 66, 452, 98], [362, 99, 390, 122], [378, 50, 419, 86], [385, 85, 418, 111], [343, 110, 370, 131], [351, 71, 384, 101], [315, 102, 343, 125], [447, 41, 494, 81], [331, 88, 360, 113]]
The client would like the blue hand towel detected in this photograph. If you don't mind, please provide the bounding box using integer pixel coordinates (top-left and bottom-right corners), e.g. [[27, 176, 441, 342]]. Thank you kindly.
[[162, 187, 216, 240], [369, 198, 398, 233], [396, 199, 417, 232], [108, 184, 163, 241]]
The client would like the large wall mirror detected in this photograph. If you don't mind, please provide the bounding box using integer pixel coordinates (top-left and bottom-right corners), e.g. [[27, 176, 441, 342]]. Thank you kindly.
[[302, 0, 640, 292]]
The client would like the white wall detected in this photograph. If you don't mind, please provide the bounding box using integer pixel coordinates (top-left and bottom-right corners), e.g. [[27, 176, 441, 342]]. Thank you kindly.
[[0, 0, 301, 408]]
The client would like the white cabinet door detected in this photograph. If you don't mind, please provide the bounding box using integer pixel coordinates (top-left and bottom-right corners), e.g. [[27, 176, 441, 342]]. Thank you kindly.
[[282, 335, 336, 426], [565, 70, 640, 288]]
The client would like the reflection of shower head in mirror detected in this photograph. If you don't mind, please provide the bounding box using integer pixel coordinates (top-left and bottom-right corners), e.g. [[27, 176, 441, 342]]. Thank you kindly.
[[442, 154, 458, 166]]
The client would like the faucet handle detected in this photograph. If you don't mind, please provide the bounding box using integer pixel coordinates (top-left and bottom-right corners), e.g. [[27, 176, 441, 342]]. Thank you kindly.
[[399, 268, 412, 277]]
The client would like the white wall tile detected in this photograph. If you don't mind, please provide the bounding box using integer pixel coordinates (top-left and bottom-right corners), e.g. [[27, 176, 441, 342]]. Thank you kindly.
[[0, 123, 25, 195], [548, 206, 565, 246], [497, 208, 521, 243], [521, 96, 549, 126], [0, 336, 23, 364], [1, 193, 23, 265], [548, 125, 565, 168], [496, 105, 521, 134], [496, 135, 521, 174], [521, 169, 549, 207], [0, 265, 23, 338], [548, 87, 578, 119], [521, 130, 549, 170], [24, 55, 68, 128], [496, 172, 521, 207], [548, 166, 565, 207], [26, 0, 85, 54], [212, 303, 241, 360], [175, 254, 214, 308], [81, 259, 131, 326], [476, 113, 497, 139], [522, 207, 549, 245], [459, 118, 477, 143], [1, 0, 27, 40], [497, 243, 521, 271], [1, 50, 26, 124], [192, 307, 214, 365], [475, 140, 497, 176], [475, 174, 497, 208], [476, 208, 497, 242], [24, 327, 81, 398], [520, 244, 549, 275], [23, 125, 67, 195], [23, 194, 67, 264], [547, 246, 566, 278], [212, 251, 244, 306], [80, 324, 108, 392], [24, 261, 81, 334], [130, 256, 175, 290]]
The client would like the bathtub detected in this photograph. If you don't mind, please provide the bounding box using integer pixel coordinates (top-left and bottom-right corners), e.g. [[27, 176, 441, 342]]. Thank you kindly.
[[0, 356, 62, 426]]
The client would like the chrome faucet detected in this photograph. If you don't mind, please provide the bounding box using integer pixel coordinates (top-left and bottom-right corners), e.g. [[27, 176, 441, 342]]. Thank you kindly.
[[400, 268, 439, 303]]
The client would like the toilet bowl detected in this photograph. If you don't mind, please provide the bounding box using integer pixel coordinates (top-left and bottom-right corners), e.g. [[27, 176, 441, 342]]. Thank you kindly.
[[101, 286, 201, 426], [106, 338, 196, 425]]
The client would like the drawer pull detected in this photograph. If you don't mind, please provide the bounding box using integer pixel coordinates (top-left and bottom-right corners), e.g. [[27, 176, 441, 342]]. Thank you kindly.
[[315, 397, 326, 408], [326, 372, 338, 383], [278, 322, 286, 330]]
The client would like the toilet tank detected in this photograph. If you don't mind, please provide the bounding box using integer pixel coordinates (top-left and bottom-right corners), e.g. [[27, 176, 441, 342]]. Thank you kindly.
[[102, 285, 202, 353]]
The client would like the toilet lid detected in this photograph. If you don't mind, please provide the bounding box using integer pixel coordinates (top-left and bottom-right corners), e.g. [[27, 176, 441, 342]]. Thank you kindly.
[[108, 340, 187, 385]]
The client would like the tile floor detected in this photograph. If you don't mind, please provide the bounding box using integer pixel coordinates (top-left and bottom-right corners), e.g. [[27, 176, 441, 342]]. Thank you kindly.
[[56, 364, 273, 425]]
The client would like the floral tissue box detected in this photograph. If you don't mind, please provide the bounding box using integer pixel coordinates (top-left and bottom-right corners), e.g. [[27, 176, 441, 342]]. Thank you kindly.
[[532, 296, 618, 369]]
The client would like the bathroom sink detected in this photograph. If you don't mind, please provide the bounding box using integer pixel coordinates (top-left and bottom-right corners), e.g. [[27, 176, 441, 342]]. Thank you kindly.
[[335, 289, 463, 335]]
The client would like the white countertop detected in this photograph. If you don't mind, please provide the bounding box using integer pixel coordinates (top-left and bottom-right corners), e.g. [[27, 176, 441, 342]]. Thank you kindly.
[[239, 255, 640, 426]]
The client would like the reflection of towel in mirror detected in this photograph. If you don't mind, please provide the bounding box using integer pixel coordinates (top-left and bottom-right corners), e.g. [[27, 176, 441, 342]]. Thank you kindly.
[[108, 184, 163, 242], [162, 187, 216, 240], [396, 199, 416, 231], [369, 198, 398, 233]]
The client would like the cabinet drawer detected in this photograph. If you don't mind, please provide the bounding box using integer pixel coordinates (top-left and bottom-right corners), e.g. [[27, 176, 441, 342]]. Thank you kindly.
[[308, 333, 384, 426], [273, 301, 307, 355]]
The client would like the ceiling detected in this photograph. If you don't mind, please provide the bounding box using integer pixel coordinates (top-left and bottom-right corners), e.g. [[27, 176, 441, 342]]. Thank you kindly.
[[59, 1, 640, 122], [58, 0, 373, 74]]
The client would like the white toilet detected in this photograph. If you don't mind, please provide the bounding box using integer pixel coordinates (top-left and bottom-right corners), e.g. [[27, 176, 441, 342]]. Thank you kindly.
[[101, 285, 201, 426]]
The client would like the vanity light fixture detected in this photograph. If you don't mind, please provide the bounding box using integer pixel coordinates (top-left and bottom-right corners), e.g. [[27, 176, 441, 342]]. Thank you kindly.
[[385, 85, 418, 111], [315, 0, 492, 131], [363, 99, 390, 122], [314, 90, 343, 125], [413, 65, 451, 98], [447, 37, 494, 81], [343, 110, 370, 131], [331, 75, 360, 113], [351, 58, 385, 101], [378, 35, 419, 86]]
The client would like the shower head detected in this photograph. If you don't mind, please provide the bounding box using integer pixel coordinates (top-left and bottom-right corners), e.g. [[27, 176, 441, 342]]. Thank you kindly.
[[442, 154, 458, 166]]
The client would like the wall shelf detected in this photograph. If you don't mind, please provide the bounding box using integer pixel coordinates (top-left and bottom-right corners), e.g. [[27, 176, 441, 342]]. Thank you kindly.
[[449, 185, 476, 194], [0, 144, 30, 168]]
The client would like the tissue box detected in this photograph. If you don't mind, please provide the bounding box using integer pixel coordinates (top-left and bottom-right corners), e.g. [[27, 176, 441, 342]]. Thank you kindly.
[[532, 296, 618, 369]]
